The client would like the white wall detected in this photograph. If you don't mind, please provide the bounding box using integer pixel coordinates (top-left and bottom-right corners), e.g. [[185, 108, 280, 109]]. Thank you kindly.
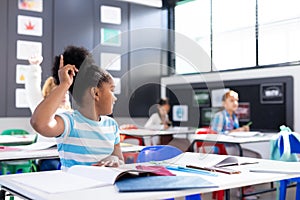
[[161, 65, 300, 132], [0, 117, 35, 133]]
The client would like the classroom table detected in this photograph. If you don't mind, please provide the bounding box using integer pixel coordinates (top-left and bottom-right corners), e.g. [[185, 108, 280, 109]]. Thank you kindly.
[[0, 152, 299, 200], [0, 143, 144, 162], [189, 133, 276, 156], [120, 127, 196, 146], [0, 134, 37, 146], [120, 127, 196, 137]]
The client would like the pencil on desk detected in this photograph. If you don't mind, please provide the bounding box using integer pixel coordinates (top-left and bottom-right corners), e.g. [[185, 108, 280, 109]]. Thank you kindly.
[[186, 165, 241, 175], [165, 165, 218, 177]]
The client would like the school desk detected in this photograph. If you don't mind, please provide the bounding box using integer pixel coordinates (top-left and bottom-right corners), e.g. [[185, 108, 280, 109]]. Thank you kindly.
[[120, 127, 196, 146], [0, 143, 143, 162], [189, 133, 276, 156], [0, 152, 299, 200]]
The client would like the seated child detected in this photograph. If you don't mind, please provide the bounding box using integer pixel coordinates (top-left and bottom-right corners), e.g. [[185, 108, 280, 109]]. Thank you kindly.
[[210, 90, 249, 134], [31, 55, 124, 170]]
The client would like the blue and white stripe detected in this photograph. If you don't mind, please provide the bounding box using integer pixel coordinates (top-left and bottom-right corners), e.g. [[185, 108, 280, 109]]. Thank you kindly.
[[56, 110, 120, 169]]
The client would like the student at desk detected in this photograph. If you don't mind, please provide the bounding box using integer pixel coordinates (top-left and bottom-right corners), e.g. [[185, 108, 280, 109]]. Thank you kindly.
[[210, 90, 260, 158], [210, 90, 249, 134], [31, 54, 124, 170], [210, 90, 260, 199], [25, 46, 91, 171], [144, 98, 172, 145]]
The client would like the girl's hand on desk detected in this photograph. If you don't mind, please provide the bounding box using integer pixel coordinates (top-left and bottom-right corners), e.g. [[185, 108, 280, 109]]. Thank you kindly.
[[93, 155, 123, 167], [242, 125, 250, 131]]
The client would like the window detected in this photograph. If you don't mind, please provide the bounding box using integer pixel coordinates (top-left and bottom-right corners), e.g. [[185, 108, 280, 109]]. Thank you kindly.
[[175, 0, 211, 74], [212, 0, 256, 70], [258, 0, 300, 65], [174, 0, 300, 74]]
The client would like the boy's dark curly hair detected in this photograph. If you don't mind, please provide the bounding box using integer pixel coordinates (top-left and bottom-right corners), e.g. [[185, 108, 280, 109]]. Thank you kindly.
[[52, 45, 94, 94]]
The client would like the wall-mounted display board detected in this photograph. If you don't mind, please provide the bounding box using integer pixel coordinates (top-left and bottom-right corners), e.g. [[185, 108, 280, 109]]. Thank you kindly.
[[260, 83, 284, 104], [166, 76, 293, 132]]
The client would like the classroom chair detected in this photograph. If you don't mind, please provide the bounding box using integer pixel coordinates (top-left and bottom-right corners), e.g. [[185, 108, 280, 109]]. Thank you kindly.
[[137, 145, 201, 200], [194, 127, 228, 155], [119, 124, 143, 164], [1, 129, 37, 174], [194, 127, 226, 200], [273, 129, 300, 200], [0, 129, 37, 200], [119, 124, 144, 145]]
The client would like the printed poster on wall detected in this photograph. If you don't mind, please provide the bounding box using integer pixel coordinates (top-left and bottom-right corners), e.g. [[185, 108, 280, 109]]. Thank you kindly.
[[101, 28, 121, 46], [15, 88, 29, 108], [211, 88, 229, 108], [172, 105, 188, 122], [100, 6, 121, 24], [18, 0, 43, 12], [17, 40, 42, 60], [236, 102, 250, 122], [112, 77, 121, 94], [101, 53, 121, 71], [16, 64, 29, 84], [18, 15, 43, 37]]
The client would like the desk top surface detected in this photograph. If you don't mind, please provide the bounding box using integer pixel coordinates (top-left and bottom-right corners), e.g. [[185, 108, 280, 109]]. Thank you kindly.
[[1, 152, 299, 200], [189, 133, 276, 144], [0, 142, 143, 162], [120, 127, 196, 136]]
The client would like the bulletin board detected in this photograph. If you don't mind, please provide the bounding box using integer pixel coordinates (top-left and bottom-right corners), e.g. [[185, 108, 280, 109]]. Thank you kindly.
[[166, 76, 293, 132]]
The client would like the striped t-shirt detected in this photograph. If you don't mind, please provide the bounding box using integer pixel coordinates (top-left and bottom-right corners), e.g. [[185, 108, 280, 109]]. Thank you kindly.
[[56, 110, 120, 170], [210, 110, 239, 134]]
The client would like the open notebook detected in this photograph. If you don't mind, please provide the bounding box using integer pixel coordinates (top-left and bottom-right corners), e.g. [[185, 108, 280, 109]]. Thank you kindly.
[[6, 165, 218, 194], [227, 131, 264, 137]]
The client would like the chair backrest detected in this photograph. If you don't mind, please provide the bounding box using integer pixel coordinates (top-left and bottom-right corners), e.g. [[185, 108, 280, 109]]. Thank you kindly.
[[1, 129, 37, 144], [137, 145, 183, 163], [1, 129, 30, 136], [195, 127, 227, 155]]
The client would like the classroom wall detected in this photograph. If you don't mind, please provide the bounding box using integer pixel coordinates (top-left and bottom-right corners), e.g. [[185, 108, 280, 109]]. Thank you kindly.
[[0, 0, 168, 118], [161, 65, 300, 132], [0, 0, 8, 117]]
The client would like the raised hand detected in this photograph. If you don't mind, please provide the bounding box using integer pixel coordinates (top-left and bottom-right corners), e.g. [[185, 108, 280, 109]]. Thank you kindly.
[[58, 55, 78, 87]]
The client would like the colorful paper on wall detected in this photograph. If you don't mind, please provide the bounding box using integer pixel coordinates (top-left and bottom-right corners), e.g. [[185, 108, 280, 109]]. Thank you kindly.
[[18, 0, 43, 12], [100, 6, 121, 24], [15, 88, 29, 108], [101, 28, 121, 46], [17, 15, 43, 37], [16, 40, 42, 60], [101, 53, 121, 71], [16, 64, 29, 84]]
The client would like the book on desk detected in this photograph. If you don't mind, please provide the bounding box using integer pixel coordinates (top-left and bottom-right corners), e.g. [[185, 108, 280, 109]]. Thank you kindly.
[[2, 164, 218, 194]]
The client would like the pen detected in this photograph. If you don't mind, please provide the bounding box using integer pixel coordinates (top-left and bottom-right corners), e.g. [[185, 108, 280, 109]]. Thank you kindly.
[[186, 165, 241, 175], [166, 166, 218, 177], [246, 121, 252, 126], [218, 161, 259, 167]]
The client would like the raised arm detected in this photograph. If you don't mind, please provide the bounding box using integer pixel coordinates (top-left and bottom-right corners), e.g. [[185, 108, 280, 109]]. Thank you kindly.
[[30, 55, 78, 137]]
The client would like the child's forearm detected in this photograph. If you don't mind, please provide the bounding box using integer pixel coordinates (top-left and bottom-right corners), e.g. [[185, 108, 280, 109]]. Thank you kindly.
[[31, 83, 69, 136]]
